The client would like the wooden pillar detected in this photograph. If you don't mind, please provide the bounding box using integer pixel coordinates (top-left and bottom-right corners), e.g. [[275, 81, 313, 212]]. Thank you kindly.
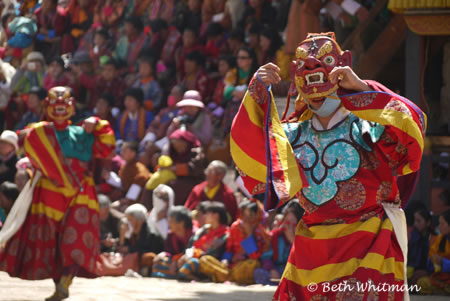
[[405, 29, 430, 208]]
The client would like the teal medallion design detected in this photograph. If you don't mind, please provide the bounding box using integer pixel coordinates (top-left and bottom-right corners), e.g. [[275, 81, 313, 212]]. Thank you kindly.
[[283, 113, 384, 206]]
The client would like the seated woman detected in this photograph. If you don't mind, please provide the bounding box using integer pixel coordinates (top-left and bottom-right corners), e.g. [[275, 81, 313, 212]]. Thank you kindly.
[[152, 206, 194, 278], [200, 199, 271, 284], [407, 208, 436, 285], [417, 210, 450, 295], [253, 200, 304, 285], [178, 201, 229, 281], [168, 90, 213, 146], [118, 204, 164, 275], [221, 46, 257, 133]]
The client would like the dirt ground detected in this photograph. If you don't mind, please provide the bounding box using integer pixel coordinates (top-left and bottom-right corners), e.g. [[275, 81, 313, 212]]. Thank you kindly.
[[1, 272, 449, 301]]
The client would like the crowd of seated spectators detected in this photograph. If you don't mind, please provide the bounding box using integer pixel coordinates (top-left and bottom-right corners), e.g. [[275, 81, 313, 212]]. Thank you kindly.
[[2, 0, 442, 290]]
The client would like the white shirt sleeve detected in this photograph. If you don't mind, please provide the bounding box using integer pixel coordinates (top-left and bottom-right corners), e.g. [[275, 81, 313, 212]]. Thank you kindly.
[[106, 171, 122, 188], [125, 184, 142, 201], [341, 0, 361, 16]]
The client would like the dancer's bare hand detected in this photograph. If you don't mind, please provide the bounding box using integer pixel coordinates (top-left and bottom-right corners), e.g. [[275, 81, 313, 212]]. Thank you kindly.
[[256, 63, 281, 86], [329, 66, 370, 92], [83, 117, 97, 133]]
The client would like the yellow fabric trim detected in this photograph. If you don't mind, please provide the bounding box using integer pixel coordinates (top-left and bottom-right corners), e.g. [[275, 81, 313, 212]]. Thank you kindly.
[[95, 119, 110, 131], [230, 136, 267, 183], [24, 139, 49, 178], [388, 0, 450, 13], [270, 96, 304, 197], [298, 108, 314, 122], [70, 194, 99, 211], [242, 92, 264, 128], [351, 109, 424, 151], [35, 127, 72, 189], [282, 253, 404, 286], [204, 184, 220, 200], [98, 133, 116, 145], [37, 177, 94, 197], [296, 217, 393, 239], [31, 202, 64, 221], [37, 178, 77, 197], [402, 163, 414, 175]]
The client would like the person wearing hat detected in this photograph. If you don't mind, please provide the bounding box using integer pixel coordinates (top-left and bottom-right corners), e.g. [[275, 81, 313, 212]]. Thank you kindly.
[[0, 130, 18, 184], [114, 16, 149, 72], [43, 56, 68, 91], [116, 87, 154, 143], [14, 86, 47, 130], [168, 90, 213, 146], [10, 51, 45, 95]]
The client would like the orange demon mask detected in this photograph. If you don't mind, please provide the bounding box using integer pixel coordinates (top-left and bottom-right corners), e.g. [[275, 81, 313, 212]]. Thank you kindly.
[[290, 33, 352, 101], [44, 86, 75, 125]]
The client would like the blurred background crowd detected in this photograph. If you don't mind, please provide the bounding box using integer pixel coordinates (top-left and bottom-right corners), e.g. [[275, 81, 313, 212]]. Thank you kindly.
[[0, 0, 448, 293]]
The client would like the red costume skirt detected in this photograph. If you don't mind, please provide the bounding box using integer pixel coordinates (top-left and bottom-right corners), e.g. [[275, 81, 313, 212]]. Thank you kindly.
[[273, 215, 406, 301], [0, 176, 100, 280]]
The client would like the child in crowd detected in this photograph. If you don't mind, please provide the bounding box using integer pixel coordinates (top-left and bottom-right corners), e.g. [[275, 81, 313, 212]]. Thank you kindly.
[[132, 56, 162, 112], [43, 56, 68, 90], [116, 88, 154, 143], [94, 93, 117, 130], [14, 86, 46, 130], [89, 27, 112, 70], [174, 26, 202, 77], [95, 58, 127, 109], [104, 141, 151, 212]]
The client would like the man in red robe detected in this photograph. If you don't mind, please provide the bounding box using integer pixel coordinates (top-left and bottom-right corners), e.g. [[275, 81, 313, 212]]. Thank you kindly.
[[184, 160, 237, 222], [231, 33, 426, 300]]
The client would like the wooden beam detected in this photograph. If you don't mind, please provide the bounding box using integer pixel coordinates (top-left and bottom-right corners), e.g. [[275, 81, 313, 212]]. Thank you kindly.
[[356, 14, 407, 79], [342, 0, 389, 51]]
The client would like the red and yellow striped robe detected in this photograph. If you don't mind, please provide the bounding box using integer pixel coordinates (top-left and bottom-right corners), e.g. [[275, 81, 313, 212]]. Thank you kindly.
[[0, 118, 115, 280], [231, 77, 426, 300]]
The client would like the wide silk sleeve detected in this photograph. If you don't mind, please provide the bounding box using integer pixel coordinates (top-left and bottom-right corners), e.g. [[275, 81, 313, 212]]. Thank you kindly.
[[91, 117, 116, 159], [340, 80, 427, 176]]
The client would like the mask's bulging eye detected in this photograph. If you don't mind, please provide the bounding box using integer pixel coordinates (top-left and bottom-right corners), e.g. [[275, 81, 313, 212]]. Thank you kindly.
[[49, 98, 56, 104], [323, 55, 335, 66], [297, 60, 305, 69]]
